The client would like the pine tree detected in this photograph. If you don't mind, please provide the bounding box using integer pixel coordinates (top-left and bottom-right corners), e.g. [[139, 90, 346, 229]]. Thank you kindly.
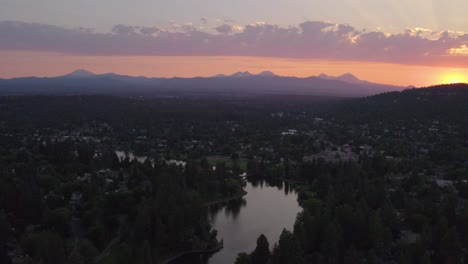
[[251, 234, 270, 264]]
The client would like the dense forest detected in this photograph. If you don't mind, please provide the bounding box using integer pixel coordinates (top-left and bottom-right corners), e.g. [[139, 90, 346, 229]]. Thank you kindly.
[[0, 84, 467, 263], [0, 134, 246, 263], [237, 84, 468, 264]]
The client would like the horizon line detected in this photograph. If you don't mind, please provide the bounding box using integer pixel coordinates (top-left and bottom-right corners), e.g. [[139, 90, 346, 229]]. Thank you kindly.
[[3, 68, 467, 88]]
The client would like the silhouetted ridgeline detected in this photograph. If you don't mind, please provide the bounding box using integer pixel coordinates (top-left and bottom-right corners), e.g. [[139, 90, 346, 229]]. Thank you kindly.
[[332, 83, 468, 122], [0, 71, 404, 98]]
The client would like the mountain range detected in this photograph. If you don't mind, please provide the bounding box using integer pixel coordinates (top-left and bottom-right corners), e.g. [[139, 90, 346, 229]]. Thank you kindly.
[[0, 70, 406, 97]]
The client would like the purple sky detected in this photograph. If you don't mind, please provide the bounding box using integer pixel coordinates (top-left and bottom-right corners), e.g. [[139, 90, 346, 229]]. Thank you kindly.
[[0, 0, 466, 84], [1, 20, 467, 67]]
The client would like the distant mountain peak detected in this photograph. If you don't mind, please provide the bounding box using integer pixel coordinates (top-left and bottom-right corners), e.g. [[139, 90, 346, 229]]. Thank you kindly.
[[214, 74, 228, 78], [64, 69, 95, 78], [257, 71, 277, 77], [214, 71, 277, 78], [318, 73, 330, 79], [231, 71, 253, 77], [337, 73, 360, 82], [318, 73, 362, 84]]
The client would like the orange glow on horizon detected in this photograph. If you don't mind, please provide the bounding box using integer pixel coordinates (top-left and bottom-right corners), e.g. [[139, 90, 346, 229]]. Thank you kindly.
[[1, 51, 468, 87], [439, 71, 467, 84]]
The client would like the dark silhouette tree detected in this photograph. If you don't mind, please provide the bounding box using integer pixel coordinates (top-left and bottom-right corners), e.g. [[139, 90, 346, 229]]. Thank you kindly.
[[271, 229, 304, 264], [235, 253, 252, 264], [251, 234, 271, 264]]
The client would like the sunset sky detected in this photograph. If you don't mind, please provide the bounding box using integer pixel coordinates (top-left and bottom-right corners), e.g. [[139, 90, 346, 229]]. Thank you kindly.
[[1, 0, 467, 86]]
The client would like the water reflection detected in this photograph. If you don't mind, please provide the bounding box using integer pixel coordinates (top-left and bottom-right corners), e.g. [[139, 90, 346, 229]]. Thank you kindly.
[[171, 179, 301, 264], [223, 198, 247, 220], [208, 198, 247, 221], [284, 181, 290, 196]]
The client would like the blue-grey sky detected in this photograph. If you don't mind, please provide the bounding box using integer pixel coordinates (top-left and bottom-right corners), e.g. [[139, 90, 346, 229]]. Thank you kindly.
[[0, 0, 466, 32]]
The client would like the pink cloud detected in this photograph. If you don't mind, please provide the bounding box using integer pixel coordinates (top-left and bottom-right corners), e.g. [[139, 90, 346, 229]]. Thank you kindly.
[[0, 20, 467, 67]]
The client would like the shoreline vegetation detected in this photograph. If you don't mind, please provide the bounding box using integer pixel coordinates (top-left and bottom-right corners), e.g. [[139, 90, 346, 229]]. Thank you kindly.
[[163, 179, 303, 264], [98, 189, 245, 264], [95, 154, 247, 264], [158, 188, 248, 264], [203, 189, 248, 207]]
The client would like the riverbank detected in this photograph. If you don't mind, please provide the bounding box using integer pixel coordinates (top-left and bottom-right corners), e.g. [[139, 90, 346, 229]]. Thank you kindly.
[[280, 178, 318, 211], [203, 190, 248, 207], [159, 190, 247, 264]]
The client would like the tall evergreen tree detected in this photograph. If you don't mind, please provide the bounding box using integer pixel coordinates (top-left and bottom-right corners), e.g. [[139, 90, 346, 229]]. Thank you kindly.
[[251, 234, 270, 264]]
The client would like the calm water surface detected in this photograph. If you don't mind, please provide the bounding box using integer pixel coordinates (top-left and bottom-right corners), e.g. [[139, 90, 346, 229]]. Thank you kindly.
[[173, 180, 302, 264]]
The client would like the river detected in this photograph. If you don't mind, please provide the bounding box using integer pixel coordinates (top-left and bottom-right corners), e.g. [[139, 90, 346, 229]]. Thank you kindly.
[[172, 179, 302, 264]]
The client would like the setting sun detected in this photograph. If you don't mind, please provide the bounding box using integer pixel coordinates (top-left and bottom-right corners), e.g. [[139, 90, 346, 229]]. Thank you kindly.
[[440, 72, 468, 84]]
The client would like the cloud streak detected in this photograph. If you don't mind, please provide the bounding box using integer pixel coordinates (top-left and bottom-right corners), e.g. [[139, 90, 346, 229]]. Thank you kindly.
[[0, 20, 467, 66]]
